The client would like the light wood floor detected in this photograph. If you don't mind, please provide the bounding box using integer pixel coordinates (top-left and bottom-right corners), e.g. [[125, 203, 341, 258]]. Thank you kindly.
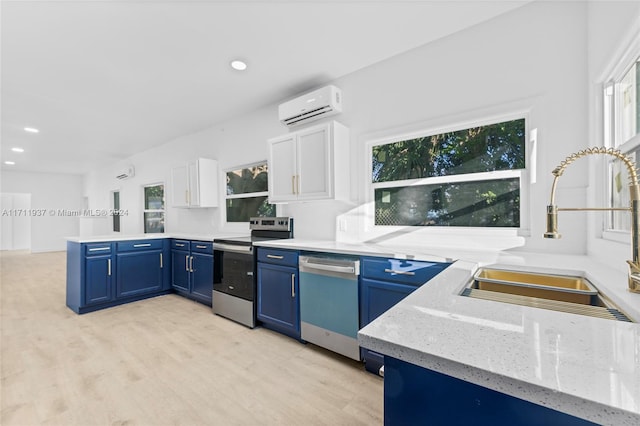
[[0, 250, 383, 425]]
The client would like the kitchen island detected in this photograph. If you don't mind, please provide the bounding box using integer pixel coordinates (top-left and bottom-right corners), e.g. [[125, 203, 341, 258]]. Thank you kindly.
[[254, 239, 640, 425]]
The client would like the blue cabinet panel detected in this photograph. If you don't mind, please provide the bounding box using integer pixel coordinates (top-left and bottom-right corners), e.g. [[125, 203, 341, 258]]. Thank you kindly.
[[84, 243, 112, 256], [384, 356, 596, 426], [67, 239, 170, 314], [191, 252, 213, 302], [171, 249, 191, 292], [171, 239, 190, 250], [85, 255, 113, 305], [170, 239, 213, 305], [361, 257, 450, 286], [116, 251, 163, 298], [257, 247, 298, 267], [190, 241, 213, 254], [360, 257, 450, 375], [360, 278, 415, 327], [257, 262, 300, 339], [116, 239, 164, 252]]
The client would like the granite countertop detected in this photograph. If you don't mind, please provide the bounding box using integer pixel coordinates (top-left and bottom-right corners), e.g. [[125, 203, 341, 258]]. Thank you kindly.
[[254, 239, 640, 425]]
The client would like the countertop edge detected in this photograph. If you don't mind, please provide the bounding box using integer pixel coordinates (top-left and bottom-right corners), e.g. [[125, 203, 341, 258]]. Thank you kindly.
[[358, 330, 637, 425]]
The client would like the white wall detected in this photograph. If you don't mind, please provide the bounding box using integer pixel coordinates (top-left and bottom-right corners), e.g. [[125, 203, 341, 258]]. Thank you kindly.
[[81, 2, 632, 257], [1, 171, 83, 252]]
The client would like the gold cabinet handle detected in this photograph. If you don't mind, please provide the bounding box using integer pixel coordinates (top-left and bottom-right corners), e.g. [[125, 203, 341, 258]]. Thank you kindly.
[[291, 274, 295, 298], [296, 174, 300, 194], [108, 258, 112, 276], [292, 175, 296, 194]]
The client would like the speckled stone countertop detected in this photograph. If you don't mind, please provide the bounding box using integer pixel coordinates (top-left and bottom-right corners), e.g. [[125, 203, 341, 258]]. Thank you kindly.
[[254, 239, 640, 425]]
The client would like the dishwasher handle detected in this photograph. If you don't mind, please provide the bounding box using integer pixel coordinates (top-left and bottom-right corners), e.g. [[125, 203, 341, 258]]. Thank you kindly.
[[299, 256, 360, 276]]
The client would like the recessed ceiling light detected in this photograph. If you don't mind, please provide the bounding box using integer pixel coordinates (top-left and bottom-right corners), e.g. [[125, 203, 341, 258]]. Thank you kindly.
[[12, 147, 25, 153], [24, 127, 39, 133], [4, 161, 15, 165], [230, 60, 247, 71]]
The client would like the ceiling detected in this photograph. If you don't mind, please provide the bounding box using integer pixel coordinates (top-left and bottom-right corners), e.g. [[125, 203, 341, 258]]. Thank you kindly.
[[1, 0, 530, 175]]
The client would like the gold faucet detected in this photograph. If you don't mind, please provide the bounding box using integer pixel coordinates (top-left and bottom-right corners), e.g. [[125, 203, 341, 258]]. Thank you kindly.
[[544, 147, 640, 293]]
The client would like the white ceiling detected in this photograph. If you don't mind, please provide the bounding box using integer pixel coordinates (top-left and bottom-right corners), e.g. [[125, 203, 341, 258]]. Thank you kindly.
[[1, 0, 530, 175]]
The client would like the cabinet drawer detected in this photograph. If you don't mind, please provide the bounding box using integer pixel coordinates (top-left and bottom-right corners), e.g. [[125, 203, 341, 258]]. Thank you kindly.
[[257, 248, 298, 267], [171, 239, 190, 250], [117, 239, 164, 252], [190, 241, 213, 254], [84, 243, 112, 255], [361, 257, 450, 286]]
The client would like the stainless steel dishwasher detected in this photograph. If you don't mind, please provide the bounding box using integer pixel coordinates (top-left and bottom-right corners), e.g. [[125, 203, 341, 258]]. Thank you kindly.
[[299, 255, 360, 360]]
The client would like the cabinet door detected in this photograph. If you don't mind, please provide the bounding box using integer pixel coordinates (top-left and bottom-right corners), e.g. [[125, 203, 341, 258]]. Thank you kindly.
[[116, 251, 163, 298], [85, 255, 113, 305], [360, 278, 415, 327], [268, 135, 297, 202], [191, 252, 213, 304], [171, 164, 190, 207], [257, 263, 299, 337], [188, 161, 201, 207], [171, 249, 191, 292], [296, 125, 332, 200]]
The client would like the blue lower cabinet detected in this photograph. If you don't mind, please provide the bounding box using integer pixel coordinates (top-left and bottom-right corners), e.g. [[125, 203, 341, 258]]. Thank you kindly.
[[171, 248, 191, 293], [257, 263, 299, 338], [360, 257, 451, 374], [384, 356, 597, 426], [191, 251, 213, 303], [116, 250, 164, 298], [66, 239, 171, 314], [85, 254, 114, 305], [256, 248, 300, 339], [360, 278, 415, 373], [169, 240, 213, 306]]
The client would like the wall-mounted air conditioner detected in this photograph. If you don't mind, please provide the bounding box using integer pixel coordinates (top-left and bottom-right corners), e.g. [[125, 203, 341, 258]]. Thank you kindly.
[[278, 85, 342, 127], [115, 166, 135, 180]]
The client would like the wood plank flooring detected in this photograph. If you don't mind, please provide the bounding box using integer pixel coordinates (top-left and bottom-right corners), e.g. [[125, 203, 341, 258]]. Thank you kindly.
[[0, 250, 383, 425]]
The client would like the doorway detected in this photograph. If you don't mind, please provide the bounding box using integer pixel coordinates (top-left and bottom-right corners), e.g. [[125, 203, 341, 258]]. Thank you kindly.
[[0, 193, 32, 251]]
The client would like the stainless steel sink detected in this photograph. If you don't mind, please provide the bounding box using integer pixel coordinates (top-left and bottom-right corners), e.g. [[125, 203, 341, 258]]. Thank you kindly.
[[461, 267, 634, 322]]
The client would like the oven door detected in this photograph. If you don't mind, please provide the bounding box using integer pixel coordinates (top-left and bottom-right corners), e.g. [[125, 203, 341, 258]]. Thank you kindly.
[[213, 248, 255, 301]]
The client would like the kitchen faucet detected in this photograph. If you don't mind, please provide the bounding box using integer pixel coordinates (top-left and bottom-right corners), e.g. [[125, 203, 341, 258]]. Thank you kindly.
[[544, 147, 640, 293]]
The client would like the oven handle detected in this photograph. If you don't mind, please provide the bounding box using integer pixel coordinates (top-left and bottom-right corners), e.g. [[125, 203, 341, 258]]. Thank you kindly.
[[212, 242, 253, 254]]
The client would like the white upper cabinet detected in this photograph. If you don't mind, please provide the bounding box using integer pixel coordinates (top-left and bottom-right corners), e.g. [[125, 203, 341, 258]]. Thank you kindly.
[[171, 158, 218, 208], [267, 121, 350, 203]]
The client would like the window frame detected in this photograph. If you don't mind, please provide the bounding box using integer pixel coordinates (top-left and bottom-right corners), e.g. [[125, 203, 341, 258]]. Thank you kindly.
[[143, 182, 165, 234], [111, 189, 120, 233], [602, 28, 640, 243], [364, 111, 532, 237], [223, 160, 275, 224]]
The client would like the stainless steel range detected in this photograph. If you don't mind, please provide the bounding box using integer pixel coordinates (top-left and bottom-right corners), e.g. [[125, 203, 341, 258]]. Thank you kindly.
[[212, 217, 293, 328]]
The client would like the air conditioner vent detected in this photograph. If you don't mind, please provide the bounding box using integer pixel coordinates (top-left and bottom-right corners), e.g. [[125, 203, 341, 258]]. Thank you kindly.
[[278, 85, 342, 127]]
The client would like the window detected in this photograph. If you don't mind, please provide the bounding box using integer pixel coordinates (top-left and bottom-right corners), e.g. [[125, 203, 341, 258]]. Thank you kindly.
[[143, 184, 164, 233], [225, 162, 275, 222], [605, 47, 640, 233], [112, 190, 120, 232], [371, 118, 526, 227]]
